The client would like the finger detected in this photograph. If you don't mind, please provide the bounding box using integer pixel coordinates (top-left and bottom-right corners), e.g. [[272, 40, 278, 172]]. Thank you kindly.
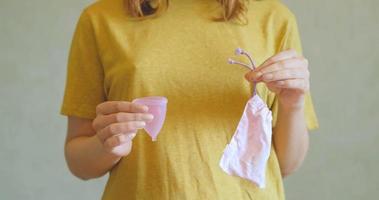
[[97, 121, 146, 143], [103, 134, 128, 149], [103, 133, 138, 149], [93, 112, 154, 131], [259, 57, 308, 75], [268, 79, 310, 92], [259, 49, 298, 69], [245, 51, 302, 82], [96, 101, 149, 115], [260, 68, 308, 83]]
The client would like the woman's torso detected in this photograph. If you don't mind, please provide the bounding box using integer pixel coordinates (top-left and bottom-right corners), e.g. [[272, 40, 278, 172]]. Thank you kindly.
[[85, 0, 294, 199]]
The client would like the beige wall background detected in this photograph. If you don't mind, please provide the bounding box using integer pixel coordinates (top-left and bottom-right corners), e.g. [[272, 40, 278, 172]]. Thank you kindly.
[[0, 0, 378, 199]]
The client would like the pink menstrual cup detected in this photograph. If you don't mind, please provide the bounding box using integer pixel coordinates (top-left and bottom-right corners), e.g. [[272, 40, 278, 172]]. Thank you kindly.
[[132, 96, 168, 141]]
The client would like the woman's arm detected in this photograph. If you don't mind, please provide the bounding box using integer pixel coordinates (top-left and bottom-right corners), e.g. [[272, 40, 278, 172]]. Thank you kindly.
[[245, 49, 311, 177], [272, 96, 309, 177]]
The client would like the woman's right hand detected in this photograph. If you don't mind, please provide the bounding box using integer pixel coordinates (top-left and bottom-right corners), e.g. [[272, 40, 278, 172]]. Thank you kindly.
[[92, 101, 154, 157]]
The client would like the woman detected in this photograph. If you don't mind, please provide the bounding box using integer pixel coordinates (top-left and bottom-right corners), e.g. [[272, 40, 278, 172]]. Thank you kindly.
[[60, 0, 319, 199]]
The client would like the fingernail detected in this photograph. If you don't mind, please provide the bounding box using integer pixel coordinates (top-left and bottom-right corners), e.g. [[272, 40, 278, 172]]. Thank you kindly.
[[146, 114, 154, 120], [254, 71, 263, 79], [126, 133, 136, 140], [263, 73, 273, 80], [138, 121, 146, 127], [142, 106, 149, 112]]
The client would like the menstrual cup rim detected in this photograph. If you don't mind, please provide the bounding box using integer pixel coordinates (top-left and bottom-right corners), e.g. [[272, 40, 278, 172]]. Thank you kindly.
[[132, 96, 168, 105]]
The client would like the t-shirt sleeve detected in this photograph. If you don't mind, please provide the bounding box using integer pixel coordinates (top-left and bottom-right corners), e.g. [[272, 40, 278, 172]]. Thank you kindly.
[[60, 9, 106, 119], [270, 13, 319, 131]]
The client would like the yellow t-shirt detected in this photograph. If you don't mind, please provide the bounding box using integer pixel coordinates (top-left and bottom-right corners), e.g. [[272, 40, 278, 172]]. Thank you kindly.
[[60, 0, 319, 199]]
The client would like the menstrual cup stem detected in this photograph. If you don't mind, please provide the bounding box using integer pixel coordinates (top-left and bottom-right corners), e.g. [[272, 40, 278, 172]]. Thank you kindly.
[[228, 58, 253, 70], [228, 48, 258, 96]]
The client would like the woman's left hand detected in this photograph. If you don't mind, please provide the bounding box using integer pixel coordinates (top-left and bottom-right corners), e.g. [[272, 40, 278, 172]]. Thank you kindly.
[[245, 49, 310, 109]]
